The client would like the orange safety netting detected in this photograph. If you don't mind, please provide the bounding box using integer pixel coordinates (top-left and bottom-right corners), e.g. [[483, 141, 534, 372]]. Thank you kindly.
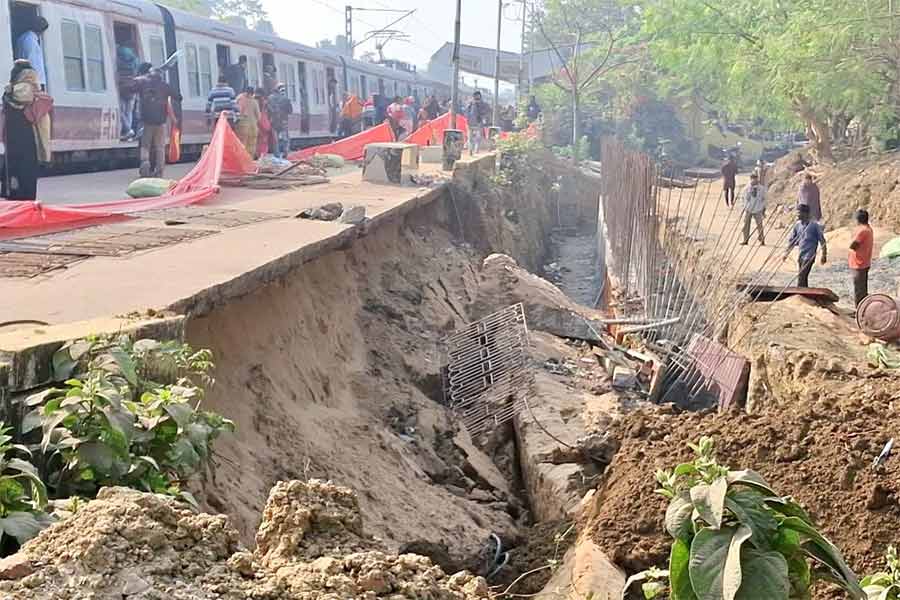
[[0, 113, 255, 231], [287, 121, 395, 162]]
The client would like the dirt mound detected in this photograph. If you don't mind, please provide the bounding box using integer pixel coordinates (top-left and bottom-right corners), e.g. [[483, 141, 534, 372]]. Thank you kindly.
[[0, 480, 491, 599], [588, 292, 900, 592], [768, 150, 900, 234]]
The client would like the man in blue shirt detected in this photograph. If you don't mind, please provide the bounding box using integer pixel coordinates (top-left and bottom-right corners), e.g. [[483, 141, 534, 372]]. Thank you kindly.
[[15, 16, 48, 89], [786, 204, 828, 287]]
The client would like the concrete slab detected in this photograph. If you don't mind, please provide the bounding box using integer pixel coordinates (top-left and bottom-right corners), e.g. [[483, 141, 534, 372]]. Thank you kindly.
[[0, 157, 494, 326], [0, 315, 184, 392]]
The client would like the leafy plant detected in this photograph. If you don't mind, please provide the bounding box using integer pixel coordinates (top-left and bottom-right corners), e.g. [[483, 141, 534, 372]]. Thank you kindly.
[[861, 546, 900, 599], [0, 425, 51, 546], [23, 337, 233, 501], [623, 437, 865, 600], [493, 132, 543, 189]]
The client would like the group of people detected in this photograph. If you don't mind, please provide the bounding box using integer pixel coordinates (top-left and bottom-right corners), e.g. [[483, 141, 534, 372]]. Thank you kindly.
[[204, 60, 294, 161], [1, 16, 53, 200], [335, 90, 543, 157], [723, 158, 874, 308]]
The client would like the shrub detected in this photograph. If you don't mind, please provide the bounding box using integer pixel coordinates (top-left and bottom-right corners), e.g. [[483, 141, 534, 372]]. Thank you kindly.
[[0, 424, 51, 547], [23, 336, 233, 502], [623, 437, 865, 600], [493, 132, 543, 189], [861, 546, 900, 599]]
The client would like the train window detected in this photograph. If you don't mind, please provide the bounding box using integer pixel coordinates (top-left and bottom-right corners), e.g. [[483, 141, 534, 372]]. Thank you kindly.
[[199, 47, 213, 96], [280, 61, 297, 102], [149, 36, 165, 68], [360, 75, 367, 99], [311, 70, 321, 105], [185, 44, 200, 97], [61, 20, 85, 91], [84, 25, 106, 92]]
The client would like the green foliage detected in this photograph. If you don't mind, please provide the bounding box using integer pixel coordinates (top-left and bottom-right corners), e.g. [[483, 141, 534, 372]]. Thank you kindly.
[[24, 337, 233, 500], [861, 546, 900, 600], [164, 0, 269, 29], [493, 133, 543, 189], [637, 0, 898, 151], [625, 437, 865, 600], [0, 425, 51, 546]]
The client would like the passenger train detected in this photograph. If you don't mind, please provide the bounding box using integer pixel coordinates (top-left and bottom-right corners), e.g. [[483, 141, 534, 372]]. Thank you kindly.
[[0, 0, 451, 164]]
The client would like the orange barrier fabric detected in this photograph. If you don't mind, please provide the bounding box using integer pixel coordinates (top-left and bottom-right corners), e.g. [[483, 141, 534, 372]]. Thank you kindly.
[[0, 114, 255, 231], [288, 121, 395, 162]]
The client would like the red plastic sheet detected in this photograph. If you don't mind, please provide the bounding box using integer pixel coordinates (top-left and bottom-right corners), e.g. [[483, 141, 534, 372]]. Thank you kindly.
[[0, 114, 255, 231], [288, 121, 395, 162]]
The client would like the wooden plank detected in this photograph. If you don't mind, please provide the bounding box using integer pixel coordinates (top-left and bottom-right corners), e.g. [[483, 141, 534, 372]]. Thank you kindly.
[[736, 283, 839, 303]]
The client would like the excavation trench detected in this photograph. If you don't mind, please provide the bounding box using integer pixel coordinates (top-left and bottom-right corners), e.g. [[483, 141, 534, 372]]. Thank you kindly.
[[167, 154, 619, 591]]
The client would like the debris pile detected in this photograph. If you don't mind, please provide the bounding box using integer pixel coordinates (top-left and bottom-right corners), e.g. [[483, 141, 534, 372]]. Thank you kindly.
[[0, 480, 491, 599]]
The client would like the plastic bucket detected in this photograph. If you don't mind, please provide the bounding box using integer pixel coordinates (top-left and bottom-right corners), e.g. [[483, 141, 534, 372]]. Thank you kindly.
[[857, 294, 900, 341]]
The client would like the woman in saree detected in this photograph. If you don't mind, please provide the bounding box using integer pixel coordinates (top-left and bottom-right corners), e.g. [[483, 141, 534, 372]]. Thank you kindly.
[[1, 59, 51, 200]]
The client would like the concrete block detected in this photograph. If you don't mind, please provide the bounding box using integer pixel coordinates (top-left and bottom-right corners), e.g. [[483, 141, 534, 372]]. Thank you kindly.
[[0, 316, 184, 392], [362, 142, 419, 185], [537, 534, 626, 600], [420, 145, 443, 164], [611, 366, 637, 390]]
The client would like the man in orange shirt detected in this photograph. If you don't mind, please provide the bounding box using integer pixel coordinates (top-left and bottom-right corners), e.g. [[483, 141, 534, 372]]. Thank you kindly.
[[848, 209, 874, 307], [339, 93, 363, 138]]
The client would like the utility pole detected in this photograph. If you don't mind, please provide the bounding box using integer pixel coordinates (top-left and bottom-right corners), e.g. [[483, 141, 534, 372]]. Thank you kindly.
[[450, 0, 462, 129], [493, 0, 503, 126], [345, 6, 353, 58], [518, 0, 527, 102]]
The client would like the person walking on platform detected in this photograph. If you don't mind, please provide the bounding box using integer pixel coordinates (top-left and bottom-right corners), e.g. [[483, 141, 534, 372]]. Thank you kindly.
[[338, 92, 362, 138], [255, 88, 271, 157], [268, 83, 293, 158], [848, 209, 874, 308], [465, 91, 490, 155], [786, 204, 827, 288], [235, 86, 260, 158], [134, 67, 178, 178], [206, 75, 237, 125], [1, 60, 52, 200], [721, 155, 738, 207], [740, 172, 767, 245]]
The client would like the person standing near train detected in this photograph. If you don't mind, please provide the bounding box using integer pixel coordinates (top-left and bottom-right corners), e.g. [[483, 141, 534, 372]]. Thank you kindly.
[[2, 59, 52, 200], [268, 83, 293, 158], [14, 16, 48, 90], [133, 68, 177, 178], [224, 56, 248, 99], [235, 86, 260, 158]]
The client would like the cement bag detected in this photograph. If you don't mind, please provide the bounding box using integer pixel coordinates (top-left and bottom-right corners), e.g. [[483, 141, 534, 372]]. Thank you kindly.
[[126, 178, 177, 198], [311, 153, 345, 169], [880, 236, 900, 260]]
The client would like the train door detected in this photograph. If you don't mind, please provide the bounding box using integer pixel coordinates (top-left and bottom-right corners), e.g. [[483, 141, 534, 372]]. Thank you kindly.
[[113, 22, 142, 139], [216, 44, 230, 75], [297, 61, 309, 133], [377, 77, 384, 97], [326, 66, 337, 133], [9, 2, 47, 88]]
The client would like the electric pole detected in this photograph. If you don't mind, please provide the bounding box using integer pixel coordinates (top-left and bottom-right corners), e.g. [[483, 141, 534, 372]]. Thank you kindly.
[[518, 0, 527, 102], [345, 6, 353, 58], [450, 0, 462, 129], [493, 0, 503, 126]]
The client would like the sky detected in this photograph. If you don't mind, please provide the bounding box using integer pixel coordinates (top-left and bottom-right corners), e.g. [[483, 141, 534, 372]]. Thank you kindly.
[[261, 0, 527, 83]]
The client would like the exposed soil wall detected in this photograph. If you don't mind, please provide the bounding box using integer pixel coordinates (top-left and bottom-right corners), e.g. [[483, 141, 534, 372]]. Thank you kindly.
[[182, 157, 601, 569]]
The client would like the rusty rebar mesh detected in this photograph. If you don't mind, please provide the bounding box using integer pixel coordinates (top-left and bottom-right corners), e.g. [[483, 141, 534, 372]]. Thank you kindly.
[[599, 137, 797, 405], [443, 303, 534, 437]]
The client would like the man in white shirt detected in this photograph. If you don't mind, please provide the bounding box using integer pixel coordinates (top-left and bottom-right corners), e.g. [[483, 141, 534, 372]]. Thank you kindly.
[[15, 16, 48, 88], [740, 172, 767, 245]]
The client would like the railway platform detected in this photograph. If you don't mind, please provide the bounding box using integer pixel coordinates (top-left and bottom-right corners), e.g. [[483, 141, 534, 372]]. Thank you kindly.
[[0, 155, 491, 326]]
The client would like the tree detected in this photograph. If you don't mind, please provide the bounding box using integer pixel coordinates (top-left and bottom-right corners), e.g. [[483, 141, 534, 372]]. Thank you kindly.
[[637, 0, 896, 162], [163, 0, 270, 31], [534, 0, 643, 159]]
